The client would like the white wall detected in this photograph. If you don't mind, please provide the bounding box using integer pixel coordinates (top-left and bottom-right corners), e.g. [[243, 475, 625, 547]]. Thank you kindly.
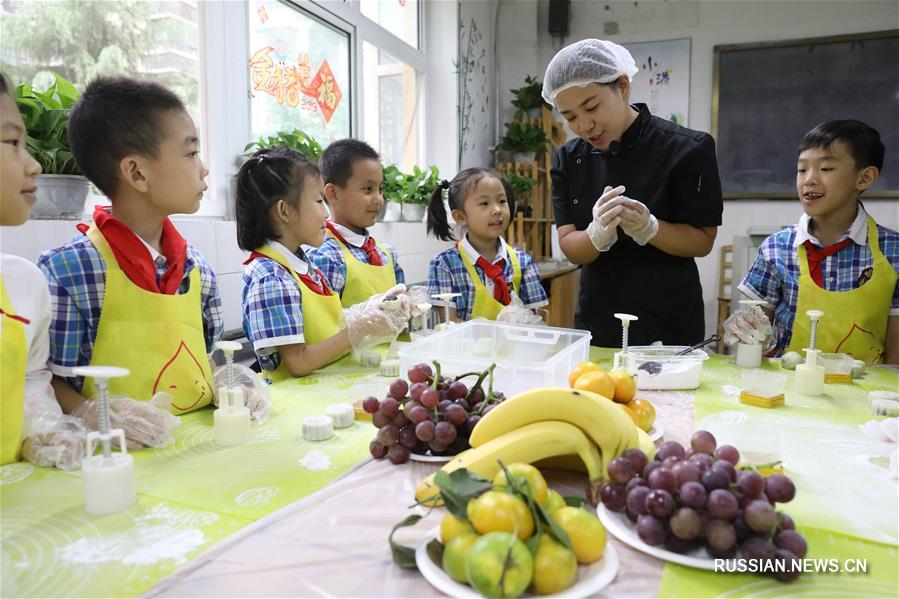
[[494, 0, 899, 335]]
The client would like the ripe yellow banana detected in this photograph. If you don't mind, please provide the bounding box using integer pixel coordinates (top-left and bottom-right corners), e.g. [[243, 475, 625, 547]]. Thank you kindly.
[[415, 420, 604, 506], [636, 427, 657, 461], [538, 428, 656, 472], [470, 387, 640, 476]]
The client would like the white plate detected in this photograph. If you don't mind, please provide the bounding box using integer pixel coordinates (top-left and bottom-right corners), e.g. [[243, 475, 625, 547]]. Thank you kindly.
[[409, 450, 453, 463], [415, 526, 620, 598], [596, 504, 715, 570], [649, 424, 664, 443]]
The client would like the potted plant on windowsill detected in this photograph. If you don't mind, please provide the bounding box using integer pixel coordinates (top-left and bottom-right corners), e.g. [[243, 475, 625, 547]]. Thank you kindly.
[[380, 164, 406, 222], [243, 128, 324, 160], [399, 165, 440, 222], [497, 121, 548, 164], [510, 75, 550, 120], [13, 74, 90, 220]]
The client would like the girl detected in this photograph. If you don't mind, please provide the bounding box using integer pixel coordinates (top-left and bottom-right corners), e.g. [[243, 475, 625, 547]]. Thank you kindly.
[[426, 168, 547, 321], [1, 73, 85, 469], [237, 148, 408, 380]]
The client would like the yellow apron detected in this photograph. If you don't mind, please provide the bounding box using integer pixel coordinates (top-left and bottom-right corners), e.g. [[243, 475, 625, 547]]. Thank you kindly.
[[326, 230, 397, 308], [459, 242, 522, 320], [1, 275, 27, 464], [253, 245, 345, 382], [82, 226, 214, 414], [787, 217, 897, 363]]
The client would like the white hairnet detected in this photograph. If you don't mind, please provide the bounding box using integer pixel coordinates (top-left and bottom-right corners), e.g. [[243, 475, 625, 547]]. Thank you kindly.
[[542, 39, 639, 105]]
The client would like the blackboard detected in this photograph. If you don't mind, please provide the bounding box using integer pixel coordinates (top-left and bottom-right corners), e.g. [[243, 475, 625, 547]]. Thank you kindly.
[[712, 30, 899, 198]]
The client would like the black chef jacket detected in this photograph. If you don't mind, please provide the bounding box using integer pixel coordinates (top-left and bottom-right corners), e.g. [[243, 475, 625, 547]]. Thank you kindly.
[[551, 103, 723, 347]]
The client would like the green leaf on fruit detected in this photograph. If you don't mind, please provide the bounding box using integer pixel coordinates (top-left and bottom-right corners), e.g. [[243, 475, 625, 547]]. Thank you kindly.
[[435, 469, 492, 521], [426, 539, 444, 566], [563, 495, 587, 508], [536, 502, 574, 552], [388, 513, 423, 569]]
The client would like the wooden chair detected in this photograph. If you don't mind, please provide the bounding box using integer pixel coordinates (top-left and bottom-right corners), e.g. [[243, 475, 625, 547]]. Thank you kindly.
[[715, 244, 733, 354]]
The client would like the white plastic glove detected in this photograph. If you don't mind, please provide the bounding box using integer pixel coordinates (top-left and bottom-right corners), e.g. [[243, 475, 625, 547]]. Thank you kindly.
[[20, 412, 87, 471], [585, 185, 628, 252], [723, 304, 773, 346], [496, 292, 544, 325], [344, 283, 413, 352], [618, 196, 659, 246], [74, 395, 180, 450], [213, 363, 272, 423]]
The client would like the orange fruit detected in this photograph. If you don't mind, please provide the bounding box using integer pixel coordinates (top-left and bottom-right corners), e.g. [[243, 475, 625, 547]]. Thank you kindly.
[[552, 507, 607, 563], [629, 398, 656, 432], [573, 370, 616, 400], [568, 362, 603, 388], [608, 369, 637, 404], [620, 403, 639, 426]]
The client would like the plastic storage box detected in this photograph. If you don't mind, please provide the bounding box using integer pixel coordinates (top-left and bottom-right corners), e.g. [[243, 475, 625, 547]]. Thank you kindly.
[[614, 346, 710, 390], [741, 370, 788, 398], [397, 321, 591, 397]]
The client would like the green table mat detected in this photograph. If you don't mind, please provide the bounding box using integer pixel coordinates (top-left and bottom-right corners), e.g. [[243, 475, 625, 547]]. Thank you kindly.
[[0, 353, 384, 598]]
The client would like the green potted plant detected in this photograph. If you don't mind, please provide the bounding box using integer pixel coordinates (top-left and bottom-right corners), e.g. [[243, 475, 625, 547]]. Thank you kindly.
[[497, 121, 548, 163], [506, 172, 538, 201], [380, 164, 440, 222], [13, 73, 90, 219], [399, 165, 440, 222], [380, 164, 406, 222], [510, 75, 550, 120], [244, 128, 324, 160]]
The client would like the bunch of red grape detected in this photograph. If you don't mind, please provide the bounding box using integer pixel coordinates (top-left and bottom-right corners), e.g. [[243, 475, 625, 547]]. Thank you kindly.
[[600, 430, 806, 583], [365, 362, 505, 465]]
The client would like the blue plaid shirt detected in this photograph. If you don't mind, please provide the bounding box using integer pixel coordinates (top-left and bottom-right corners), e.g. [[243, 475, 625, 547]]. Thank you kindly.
[[307, 227, 404, 299], [37, 234, 223, 392], [739, 208, 899, 353], [242, 245, 330, 372], [427, 237, 548, 321]]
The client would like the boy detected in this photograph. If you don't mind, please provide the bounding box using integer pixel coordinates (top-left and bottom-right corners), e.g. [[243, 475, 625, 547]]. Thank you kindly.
[[38, 77, 224, 432], [308, 139, 405, 307], [737, 120, 898, 363]]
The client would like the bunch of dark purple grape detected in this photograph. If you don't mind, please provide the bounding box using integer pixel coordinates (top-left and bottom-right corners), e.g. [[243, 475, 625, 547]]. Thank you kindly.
[[364, 361, 505, 465], [600, 430, 807, 583]]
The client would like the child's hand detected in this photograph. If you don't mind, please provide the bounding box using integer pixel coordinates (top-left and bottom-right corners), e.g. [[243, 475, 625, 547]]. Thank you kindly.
[[213, 364, 272, 423], [723, 304, 772, 345], [344, 289, 411, 352], [21, 413, 87, 471], [74, 396, 180, 449]]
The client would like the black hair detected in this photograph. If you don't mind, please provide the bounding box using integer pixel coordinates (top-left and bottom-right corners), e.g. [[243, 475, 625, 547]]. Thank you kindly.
[[319, 138, 380, 188], [799, 120, 884, 171], [235, 147, 321, 251], [426, 168, 515, 242], [0, 72, 9, 95], [68, 76, 187, 197]]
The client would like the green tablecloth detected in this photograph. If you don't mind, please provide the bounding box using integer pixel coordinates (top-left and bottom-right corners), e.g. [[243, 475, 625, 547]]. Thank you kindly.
[[0, 353, 384, 598], [658, 354, 898, 597]]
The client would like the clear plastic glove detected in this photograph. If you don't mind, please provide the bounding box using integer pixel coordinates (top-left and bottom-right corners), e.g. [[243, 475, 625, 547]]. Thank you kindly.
[[406, 285, 432, 318], [344, 284, 412, 352], [723, 304, 773, 345], [585, 185, 627, 252], [619, 197, 659, 246], [20, 412, 87, 471], [213, 363, 272, 423], [496, 292, 544, 325], [73, 396, 179, 450]]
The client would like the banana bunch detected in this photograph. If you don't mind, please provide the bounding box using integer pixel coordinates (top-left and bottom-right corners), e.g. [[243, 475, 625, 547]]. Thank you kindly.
[[415, 387, 655, 506]]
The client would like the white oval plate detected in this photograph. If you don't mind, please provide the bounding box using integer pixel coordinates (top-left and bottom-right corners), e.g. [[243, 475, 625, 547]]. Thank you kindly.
[[415, 526, 620, 598], [409, 450, 453, 463], [649, 424, 665, 443], [596, 504, 716, 570]]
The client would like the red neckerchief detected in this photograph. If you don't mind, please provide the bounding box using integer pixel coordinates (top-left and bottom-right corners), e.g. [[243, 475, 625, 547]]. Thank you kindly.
[[456, 242, 511, 305], [76, 206, 187, 295], [803, 238, 853, 288], [325, 221, 383, 266], [244, 252, 333, 296]]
